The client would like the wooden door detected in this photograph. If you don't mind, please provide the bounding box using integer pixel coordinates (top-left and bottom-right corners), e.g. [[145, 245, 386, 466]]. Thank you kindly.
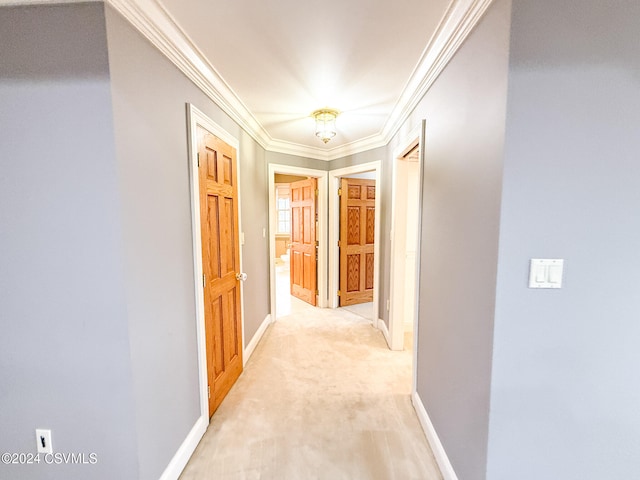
[[198, 126, 243, 417], [289, 177, 317, 306], [339, 178, 375, 306]]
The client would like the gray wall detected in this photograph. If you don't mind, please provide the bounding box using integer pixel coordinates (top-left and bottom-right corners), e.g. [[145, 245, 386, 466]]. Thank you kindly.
[[487, 0, 640, 478], [0, 4, 138, 479], [104, 6, 271, 478], [394, 0, 512, 478], [237, 134, 271, 335], [266, 151, 329, 171], [0, 3, 271, 479], [328, 146, 386, 171], [104, 8, 200, 480]]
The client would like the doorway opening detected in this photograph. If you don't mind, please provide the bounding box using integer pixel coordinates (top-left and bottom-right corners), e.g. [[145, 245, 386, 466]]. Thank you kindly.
[[328, 161, 382, 327], [337, 173, 377, 322], [187, 104, 245, 422], [268, 164, 328, 320], [389, 125, 423, 353], [273, 173, 318, 317]]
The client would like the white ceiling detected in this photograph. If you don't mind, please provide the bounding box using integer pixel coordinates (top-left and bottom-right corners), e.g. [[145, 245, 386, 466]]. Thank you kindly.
[[158, 0, 450, 152], [1, 0, 490, 159]]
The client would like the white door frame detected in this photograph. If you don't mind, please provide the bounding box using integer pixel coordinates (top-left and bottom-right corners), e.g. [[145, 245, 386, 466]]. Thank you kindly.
[[389, 125, 422, 351], [328, 161, 382, 325], [268, 163, 328, 320], [186, 104, 244, 421], [412, 121, 427, 394]]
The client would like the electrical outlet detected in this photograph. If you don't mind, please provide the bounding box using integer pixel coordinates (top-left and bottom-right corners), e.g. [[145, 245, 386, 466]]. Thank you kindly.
[[36, 429, 52, 454]]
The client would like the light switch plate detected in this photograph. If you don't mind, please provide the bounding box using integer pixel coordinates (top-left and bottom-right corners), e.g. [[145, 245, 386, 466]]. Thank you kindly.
[[529, 259, 564, 289]]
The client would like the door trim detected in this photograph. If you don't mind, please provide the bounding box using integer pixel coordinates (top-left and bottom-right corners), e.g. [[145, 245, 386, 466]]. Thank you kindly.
[[289, 177, 319, 306], [384, 121, 427, 398], [268, 163, 328, 319], [389, 125, 422, 350], [328, 161, 382, 325], [187, 104, 244, 421]]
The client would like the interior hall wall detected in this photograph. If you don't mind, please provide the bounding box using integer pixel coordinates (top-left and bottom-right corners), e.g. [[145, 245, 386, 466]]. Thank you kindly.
[[105, 5, 270, 478], [0, 4, 139, 479], [388, 0, 512, 478], [487, 0, 640, 478]]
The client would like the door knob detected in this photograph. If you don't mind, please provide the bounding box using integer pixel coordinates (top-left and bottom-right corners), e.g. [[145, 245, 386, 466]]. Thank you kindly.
[[236, 272, 247, 281]]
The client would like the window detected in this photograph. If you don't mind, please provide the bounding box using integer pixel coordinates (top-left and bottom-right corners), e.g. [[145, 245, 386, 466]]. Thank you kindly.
[[276, 185, 291, 234]]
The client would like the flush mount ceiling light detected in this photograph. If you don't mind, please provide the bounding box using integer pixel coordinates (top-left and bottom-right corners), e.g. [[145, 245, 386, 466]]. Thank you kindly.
[[311, 108, 340, 144]]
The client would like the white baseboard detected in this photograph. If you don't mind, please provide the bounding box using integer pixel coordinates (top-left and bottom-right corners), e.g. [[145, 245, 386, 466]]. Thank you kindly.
[[411, 390, 459, 480], [377, 318, 391, 348], [244, 314, 271, 365], [159, 414, 208, 480], [159, 314, 272, 479]]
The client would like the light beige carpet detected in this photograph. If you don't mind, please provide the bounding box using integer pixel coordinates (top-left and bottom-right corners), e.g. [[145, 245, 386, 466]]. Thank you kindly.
[[339, 302, 374, 322], [179, 302, 442, 480]]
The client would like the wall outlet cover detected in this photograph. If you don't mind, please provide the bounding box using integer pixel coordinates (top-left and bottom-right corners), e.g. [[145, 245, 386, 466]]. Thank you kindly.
[[35, 429, 52, 454]]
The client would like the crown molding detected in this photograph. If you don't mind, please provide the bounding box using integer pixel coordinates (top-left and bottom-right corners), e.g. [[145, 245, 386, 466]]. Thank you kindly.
[[381, 0, 495, 144], [2, 0, 494, 162], [266, 133, 388, 162], [263, 138, 335, 162], [322, 134, 389, 161], [107, 0, 274, 151]]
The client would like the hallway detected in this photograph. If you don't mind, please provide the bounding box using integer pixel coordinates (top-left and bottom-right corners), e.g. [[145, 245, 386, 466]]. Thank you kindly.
[[179, 301, 442, 479]]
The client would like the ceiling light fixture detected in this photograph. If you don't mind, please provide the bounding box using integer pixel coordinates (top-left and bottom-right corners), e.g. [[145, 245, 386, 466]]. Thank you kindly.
[[312, 108, 340, 144]]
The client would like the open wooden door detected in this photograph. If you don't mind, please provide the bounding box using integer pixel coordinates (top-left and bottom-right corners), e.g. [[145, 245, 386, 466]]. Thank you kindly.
[[290, 177, 317, 306], [339, 178, 375, 306], [198, 126, 243, 417]]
